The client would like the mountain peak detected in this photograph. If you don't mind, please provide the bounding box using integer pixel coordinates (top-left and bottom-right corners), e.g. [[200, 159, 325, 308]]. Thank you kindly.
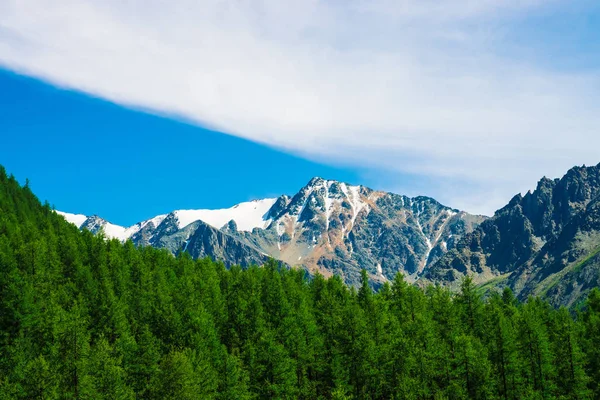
[[57, 174, 482, 286], [304, 176, 363, 191], [307, 176, 325, 186]]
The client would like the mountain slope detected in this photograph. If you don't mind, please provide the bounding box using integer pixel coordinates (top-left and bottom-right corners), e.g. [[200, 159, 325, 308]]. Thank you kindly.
[[58, 177, 484, 285], [424, 163, 600, 306], [58, 207, 271, 268], [231, 178, 484, 285]]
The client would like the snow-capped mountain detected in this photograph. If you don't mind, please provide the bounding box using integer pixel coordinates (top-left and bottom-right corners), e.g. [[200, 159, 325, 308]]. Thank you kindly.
[[225, 177, 485, 284], [57, 178, 485, 285], [173, 198, 277, 231], [57, 198, 276, 238]]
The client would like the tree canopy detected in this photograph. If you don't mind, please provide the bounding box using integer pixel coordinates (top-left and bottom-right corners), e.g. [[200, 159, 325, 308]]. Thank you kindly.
[[0, 167, 598, 399]]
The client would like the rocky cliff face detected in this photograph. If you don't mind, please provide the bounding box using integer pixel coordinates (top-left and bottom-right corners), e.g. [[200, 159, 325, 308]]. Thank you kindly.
[[57, 177, 484, 286], [222, 178, 484, 285], [425, 164, 600, 307]]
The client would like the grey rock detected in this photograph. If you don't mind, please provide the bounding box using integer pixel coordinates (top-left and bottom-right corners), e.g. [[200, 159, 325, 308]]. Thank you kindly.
[[425, 163, 600, 307]]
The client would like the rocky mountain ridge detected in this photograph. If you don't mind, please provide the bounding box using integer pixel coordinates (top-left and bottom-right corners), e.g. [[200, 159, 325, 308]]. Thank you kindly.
[[424, 163, 600, 307], [58, 164, 600, 306], [58, 177, 485, 285]]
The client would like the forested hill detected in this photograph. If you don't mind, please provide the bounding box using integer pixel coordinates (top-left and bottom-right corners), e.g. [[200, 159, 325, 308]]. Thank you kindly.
[[1, 166, 600, 399]]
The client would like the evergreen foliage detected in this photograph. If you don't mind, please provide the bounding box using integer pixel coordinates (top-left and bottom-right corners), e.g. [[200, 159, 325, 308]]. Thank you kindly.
[[0, 167, 598, 399]]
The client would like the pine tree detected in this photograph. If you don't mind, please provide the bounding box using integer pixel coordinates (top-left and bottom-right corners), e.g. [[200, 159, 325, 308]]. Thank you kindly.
[[88, 337, 134, 399], [454, 334, 491, 399], [550, 308, 590, 399], [484, 293, 521, 399], [455, 276, 483, 337], [517, 298, 555, 398], [151, 349, 214, 400], [218, 353, 251, 400], [582, 288, 600, 397], [126, 326, 161, 398], [54, 300, 96, 398], [22, 354, 58, 399]]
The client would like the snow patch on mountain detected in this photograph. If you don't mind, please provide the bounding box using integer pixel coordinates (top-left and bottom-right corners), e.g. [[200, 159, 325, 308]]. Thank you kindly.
[[102, 223, 133, 241], [174, 198, 277, 232], [344, 184, 367, 230], [414, 210, 433, 273], [141, 214, 168, 230], [56, 211, 88, 228]]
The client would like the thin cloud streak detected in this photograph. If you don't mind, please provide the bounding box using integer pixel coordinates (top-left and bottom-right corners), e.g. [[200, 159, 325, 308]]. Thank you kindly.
[[0, 0, 599, 214]]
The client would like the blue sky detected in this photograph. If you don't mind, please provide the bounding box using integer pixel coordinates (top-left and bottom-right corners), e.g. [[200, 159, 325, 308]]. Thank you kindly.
[[1, 0, 599, 223], [0, 69, 389, 226]]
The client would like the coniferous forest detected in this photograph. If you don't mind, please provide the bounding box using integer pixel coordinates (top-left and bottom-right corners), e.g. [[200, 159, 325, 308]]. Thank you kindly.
[[1, 166, 600, 400]]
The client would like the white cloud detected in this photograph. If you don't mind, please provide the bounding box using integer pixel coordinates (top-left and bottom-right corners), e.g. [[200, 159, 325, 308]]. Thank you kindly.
[[1, 0, 599, 215]]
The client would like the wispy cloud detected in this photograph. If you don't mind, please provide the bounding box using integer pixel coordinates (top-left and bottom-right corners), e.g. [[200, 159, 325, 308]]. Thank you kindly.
[[1, 0, 599, 214]]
